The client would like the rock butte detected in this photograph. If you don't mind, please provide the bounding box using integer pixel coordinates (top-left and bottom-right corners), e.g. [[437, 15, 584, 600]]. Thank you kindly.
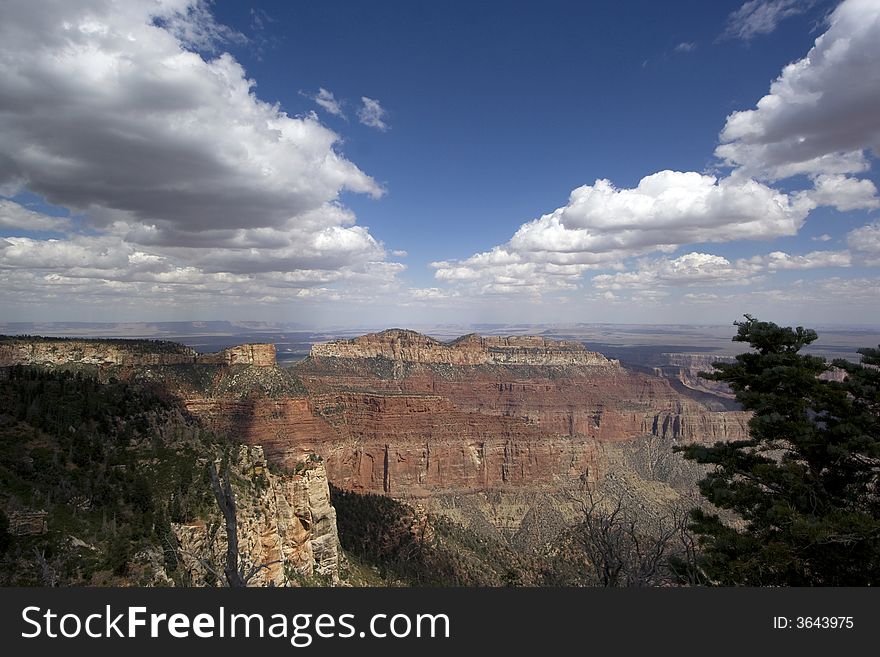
[[186, 330, 751, 502], [310, 329, 619, 368]]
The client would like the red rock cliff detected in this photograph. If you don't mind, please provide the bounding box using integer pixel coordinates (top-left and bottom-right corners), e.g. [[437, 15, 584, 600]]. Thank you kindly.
[[188, 331, 750, 497]]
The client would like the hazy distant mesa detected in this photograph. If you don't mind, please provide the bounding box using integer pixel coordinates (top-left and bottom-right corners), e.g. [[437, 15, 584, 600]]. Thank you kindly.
[[310, 329, 620, 368]]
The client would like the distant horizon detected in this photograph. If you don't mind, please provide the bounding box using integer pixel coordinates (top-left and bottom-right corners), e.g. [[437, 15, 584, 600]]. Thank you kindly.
[[4, 318, 880, 331], [4, 318, 878, 367]]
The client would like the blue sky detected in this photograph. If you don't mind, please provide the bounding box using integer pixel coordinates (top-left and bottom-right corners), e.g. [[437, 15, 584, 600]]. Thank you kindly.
[[218, 1, 830, 266], [1, 0, 879, 326]]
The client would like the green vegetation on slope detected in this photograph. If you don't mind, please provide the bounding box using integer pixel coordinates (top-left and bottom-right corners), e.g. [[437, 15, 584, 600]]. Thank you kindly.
[[0, 365, 229, 585], [332, 483, 540, 586]]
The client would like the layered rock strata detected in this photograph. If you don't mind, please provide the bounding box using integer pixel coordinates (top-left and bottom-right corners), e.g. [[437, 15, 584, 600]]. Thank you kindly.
[[199, 343, 277, 367], [310, 329, 618, 368], [173, 446, 340, 586], [192, 330, 751, 498], [3, 331, 751, 538]]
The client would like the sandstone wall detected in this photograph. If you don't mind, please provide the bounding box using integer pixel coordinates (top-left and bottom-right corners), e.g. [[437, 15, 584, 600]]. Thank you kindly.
[[187, 392, 601, 496], [297, 366, 751, 442], [173, 445, 339, 586], [189, 375, 749, 498], [199, 343, 276, 367]]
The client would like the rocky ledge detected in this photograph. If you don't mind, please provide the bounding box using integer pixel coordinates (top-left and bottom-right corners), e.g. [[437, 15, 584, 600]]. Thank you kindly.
[[310, 329, 619, 368], [0, 336, 276, 368]]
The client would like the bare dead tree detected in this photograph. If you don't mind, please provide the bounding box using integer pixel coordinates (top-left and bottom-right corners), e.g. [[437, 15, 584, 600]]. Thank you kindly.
[[666, 502, 711, 586], [642, 433, 668, 480], [32, 547, 56, 587], [568, 475, 687, 587], [577, 492, 626, 586], [208, 461, 245, 586]]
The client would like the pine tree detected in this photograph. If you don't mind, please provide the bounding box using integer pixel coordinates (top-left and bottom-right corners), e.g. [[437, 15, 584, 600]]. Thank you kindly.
[[678, 315, 880, 585]]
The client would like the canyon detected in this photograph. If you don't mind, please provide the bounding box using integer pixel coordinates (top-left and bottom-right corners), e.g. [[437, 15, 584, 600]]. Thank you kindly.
[[648, 352, 737, 398], [184, 329, 750, 544], [1, 331, 751, 547], [190, 330, 749, 497]]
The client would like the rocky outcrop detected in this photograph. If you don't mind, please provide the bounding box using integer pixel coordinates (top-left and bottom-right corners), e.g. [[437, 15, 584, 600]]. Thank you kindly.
[[199, 344, 276, 367], [0, 337, 277, 368], [172, 446, 340, 586], [7, 509, 48, 535], [310, 329, 618, 368], [0, 337, 197, 366]]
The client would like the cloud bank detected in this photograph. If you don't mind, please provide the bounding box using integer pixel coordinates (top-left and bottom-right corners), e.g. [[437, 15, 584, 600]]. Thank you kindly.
[[0, 0, 403, 312], [433, 171, 836, 295]]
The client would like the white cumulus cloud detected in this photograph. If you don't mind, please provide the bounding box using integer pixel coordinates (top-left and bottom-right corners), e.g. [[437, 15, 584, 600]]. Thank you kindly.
[[592, 249, 852, 292], [434, 171, 819, 295], [716, 0, 880, 180], [592, 253, 763, 290], [743, 249, 853, 270], [848, 221, 880, 265], [0, 0, 404, 312], [798, 174, 880, 212]]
